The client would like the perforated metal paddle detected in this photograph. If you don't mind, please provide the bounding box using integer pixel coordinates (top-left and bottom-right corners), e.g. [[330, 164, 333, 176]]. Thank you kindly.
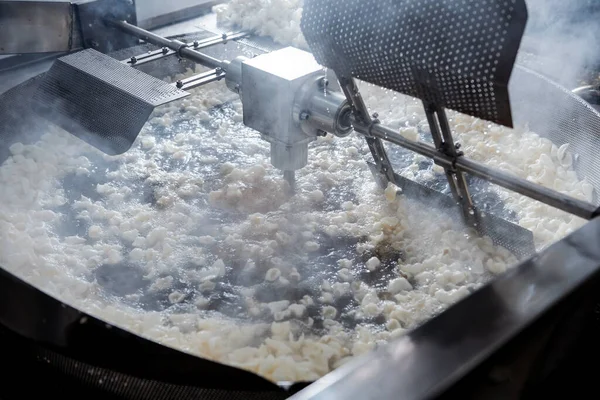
[[301, 0, 537, 258], [32, 49, 189, 155], [301, 0, 528, 127]]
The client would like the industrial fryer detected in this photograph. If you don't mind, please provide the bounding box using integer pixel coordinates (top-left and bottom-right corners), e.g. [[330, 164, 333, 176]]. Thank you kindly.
[[2, 0, 600, 399]]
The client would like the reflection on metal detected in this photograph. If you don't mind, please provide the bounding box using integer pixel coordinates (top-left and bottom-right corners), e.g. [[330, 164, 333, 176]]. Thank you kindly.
[[122, 31, 248, 67], [110, 20, 224, 69], [175, 67, 225, 91], [0, 1, 82, 54], [290, 218, 600, 400], [137, 0, 224, 30], [573, 85, 600, 112]]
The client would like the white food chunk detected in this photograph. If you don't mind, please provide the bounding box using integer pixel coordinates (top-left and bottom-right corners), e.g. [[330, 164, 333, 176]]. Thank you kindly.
[[198, 236, 216, 246], [388, 277, 413, 294], [322, 306, 337, 319], [265, 268, 281, 282], [363, 303, 382, 317], [304, 241, 320, 252], [149, 276, 173, 292], [121, 229, 139, 243], [106, 249, 122, 264], [337, 268, 353, 282], [199, 280, 216, 292], [9, 142, 24, 155], [88, 225, 102, 239], [168, 291, 185, 304], [384, 182, 400, 203], [288, 304, 306, 318], [486, 259, 507, 275], [386, 318, 402, 331], [268, 300, 290, 315], [366, 257, 381, 271], [320, 292, 334, 304], [128, 248, 144, 262], [308, 190, 324, 203], [141, 137, 156, 149]]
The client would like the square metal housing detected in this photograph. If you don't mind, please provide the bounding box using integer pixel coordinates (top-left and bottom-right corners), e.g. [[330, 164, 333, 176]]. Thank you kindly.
[[241, 47, 323, 147]]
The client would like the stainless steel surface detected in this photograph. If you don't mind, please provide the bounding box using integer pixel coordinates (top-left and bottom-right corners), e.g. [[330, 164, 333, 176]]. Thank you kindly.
[[339, 76, 398, 186], [136, 0, 222, 30], [269, 141, 309, 171], [32, 48, 189, 155], [572, 85, 600, 112], [152, 10, 222, 37], [301, 0, 528, 128], [239, 47, 323, 171], [224, 55, 246, 93], [290, 217, 600, 400], [337, 73, 535, 257], [0, 55, 59, 94], [376, 166, 536, 258], [176, 67, 225, 90], [111, 20, 224, 69], [283, 170, 296, 193], [295, 77, 352, 138], [423, 101, 474, 219], [75, 0, 138, 53], [352, 117, 598, 220], [122, 31, 247, 67], [0, 1, 82, 54]]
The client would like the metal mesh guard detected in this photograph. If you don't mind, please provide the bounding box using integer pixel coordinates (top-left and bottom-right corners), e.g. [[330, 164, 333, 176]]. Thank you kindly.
[[371, 165, 535, 259], [301, 0, 528, 127], [32, 49, 189, 155]]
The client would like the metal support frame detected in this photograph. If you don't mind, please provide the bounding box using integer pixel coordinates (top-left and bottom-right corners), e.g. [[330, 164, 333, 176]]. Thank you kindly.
[[122, 31, 247, 67], [423, 101, 475, 222], [336, 73, 596, 221], [349, 115, 598, 220], [109, 20, 225, 70], [175, 68, 225, 91], [338, 76, 397, 188]]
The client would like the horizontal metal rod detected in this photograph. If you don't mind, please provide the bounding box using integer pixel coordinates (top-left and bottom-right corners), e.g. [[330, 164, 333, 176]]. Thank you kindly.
[[174, 68, 226, 91], [122, 47, 176, 66], [109, 20, 225, 70], [352, 118, 598, 220], [121, 31, 247, 67]]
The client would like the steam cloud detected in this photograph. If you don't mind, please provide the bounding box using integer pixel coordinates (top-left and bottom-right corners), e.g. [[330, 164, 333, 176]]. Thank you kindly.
[[522, 0, 600, 86]]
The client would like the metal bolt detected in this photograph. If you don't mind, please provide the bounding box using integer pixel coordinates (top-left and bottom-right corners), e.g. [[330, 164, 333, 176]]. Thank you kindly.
[[455, 142, 462, 150], [222, 33, 228, 40], [193, 41, 199, 48], [130, 56, 137, 64], [316, 129, 327, 137], [176, 80, 183, 89], [161, 47, 169, 54], [319, 77, 329, 88], [372, 112, 379, 119], [299, 111, 310, 121], [215, 67, 224, 75]]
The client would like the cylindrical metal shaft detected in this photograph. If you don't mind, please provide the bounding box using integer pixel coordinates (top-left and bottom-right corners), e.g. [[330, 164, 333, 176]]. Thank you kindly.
[[110, 20, 225, 70], [352, 117, 598, 220], [284, 170, 296, 193]]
